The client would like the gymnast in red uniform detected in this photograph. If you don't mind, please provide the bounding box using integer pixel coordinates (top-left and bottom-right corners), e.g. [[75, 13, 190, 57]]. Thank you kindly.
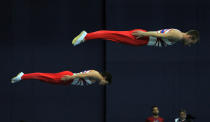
[[146, 106, 164, 122], [72, 28, 199, 47], [11, 70, 112, 86]]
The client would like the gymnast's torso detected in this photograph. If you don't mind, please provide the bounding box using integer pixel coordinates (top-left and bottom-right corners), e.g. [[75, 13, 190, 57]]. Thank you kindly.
[[71, 70, 96, 86], [147, 29, 177, 47]]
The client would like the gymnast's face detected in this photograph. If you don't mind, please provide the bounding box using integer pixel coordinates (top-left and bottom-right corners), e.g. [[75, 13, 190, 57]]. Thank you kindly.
[[184, 35, 198, 46], [152, 107, 159, 115], [180, 112, 187, 120], [99, 79, 109, 85]]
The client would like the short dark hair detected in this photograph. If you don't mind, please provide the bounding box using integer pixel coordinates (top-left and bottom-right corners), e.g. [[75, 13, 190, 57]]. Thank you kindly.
[[179, 109, 187, 114], [152, 106, 158, 110], [100, 72, 112, 84], [186, 30, 200, 42]]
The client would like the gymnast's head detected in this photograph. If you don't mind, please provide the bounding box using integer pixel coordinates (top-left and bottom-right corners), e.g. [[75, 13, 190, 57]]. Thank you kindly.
[[179, 109, 187, 120], [183, 30, 200, 46], [99, 71, 112, 85], [152, 106, 160, 115]]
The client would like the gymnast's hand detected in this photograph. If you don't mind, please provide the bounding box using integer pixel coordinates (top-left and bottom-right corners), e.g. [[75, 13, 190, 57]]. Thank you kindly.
[[61, 75, 75, 81], [132, 31, 145, 39]]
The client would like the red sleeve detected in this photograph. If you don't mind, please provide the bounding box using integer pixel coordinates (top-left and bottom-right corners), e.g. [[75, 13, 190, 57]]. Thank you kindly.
[[145, 117, 151, 122], [160, 117, 164, 122]]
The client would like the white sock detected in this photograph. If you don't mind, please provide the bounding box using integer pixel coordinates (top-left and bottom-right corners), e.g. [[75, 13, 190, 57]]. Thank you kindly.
[[11, 72, 24, 84]]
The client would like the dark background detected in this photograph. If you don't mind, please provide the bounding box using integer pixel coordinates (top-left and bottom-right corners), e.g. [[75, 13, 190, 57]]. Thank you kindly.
[[1, 0, 210, 122]]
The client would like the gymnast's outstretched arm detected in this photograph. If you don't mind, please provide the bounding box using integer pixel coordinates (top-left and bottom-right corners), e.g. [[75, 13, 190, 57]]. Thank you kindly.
[[132, 29, 183, 41], [61, 70, 104, 81]]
